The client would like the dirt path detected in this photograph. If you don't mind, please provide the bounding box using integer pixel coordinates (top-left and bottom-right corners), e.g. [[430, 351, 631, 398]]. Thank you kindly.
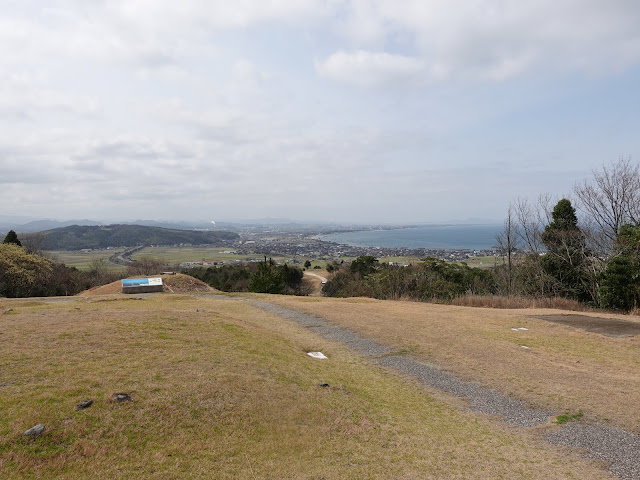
[[303, 271, 327, 296], [249, 298, 640, 480], [304, 271, 327, 283]]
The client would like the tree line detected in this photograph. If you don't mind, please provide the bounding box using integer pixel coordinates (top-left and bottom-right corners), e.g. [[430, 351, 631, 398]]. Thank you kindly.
[[188, 257, 310, 295], [1, 231, 91, 297], [322, 256, 494, 301], [0, 231, 177, 298], [1, 227, 308, 298], [324, 158, 640, 311], [36, 224, 239, 250], [494, 157, 640, 311]]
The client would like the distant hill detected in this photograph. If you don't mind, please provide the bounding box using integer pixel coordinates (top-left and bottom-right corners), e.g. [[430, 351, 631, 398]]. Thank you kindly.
[[1, 218, 101, 234], [18, 219, 101, 233], [39, 224, 239, 250]]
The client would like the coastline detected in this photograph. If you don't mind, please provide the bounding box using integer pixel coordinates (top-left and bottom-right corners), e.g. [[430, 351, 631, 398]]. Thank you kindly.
[[316, 224, 502, 251]]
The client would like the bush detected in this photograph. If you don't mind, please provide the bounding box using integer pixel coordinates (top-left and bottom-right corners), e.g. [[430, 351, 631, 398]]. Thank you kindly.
[[599, 255, 639, 310], [323, 258, 494, 301], [127, 257, 168, 277], [188, 264, 251, 292], [0, 244, 52, 297], [188, 258, 307, 295]]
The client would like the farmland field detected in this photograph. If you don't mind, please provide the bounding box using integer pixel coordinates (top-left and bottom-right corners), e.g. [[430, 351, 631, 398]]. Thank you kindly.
[[459, 255, 498, 268], [130, 246, 284, 264], [47, 250, 126, 271]]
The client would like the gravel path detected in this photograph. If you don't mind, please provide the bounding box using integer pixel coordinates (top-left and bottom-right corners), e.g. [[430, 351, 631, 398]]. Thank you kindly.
[[249, 299, 640, 480], [547, 424, 640, 480]]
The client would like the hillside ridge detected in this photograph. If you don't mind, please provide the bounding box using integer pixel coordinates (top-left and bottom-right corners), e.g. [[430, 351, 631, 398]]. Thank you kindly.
[[37, 224, 239, 250]]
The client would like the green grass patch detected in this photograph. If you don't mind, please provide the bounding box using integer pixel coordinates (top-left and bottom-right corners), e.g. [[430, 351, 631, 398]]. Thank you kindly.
[[378, 256, 422, 265], [457, 255, 498, 268], [555, 410, 584, 424]]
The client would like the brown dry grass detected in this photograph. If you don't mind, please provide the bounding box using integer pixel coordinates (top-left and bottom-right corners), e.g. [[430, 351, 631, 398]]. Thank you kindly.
[[450, 294, 589, 311], [267, 295, 640, 434], [0, 294, 611, 479]]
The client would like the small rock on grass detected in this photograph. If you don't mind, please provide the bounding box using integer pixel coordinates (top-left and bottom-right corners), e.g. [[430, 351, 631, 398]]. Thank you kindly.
[[23, 424, 45, 437], [111, 393, 132, 403], [75, 400, 93, 410]]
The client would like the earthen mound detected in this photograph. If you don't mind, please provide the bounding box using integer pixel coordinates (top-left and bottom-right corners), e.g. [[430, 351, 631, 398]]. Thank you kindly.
[[79, 273, 215, 296]]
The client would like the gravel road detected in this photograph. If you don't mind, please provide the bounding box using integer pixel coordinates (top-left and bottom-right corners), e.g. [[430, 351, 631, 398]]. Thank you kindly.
[[249, 299, 640, 480]]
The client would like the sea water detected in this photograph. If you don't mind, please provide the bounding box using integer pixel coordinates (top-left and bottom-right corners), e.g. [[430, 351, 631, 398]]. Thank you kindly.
[[320, 225, 502, 250]]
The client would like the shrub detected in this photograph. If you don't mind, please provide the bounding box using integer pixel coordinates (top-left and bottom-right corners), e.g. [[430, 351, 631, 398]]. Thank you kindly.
[[0, 244, 52, 297], [599, 255, 639, 310]]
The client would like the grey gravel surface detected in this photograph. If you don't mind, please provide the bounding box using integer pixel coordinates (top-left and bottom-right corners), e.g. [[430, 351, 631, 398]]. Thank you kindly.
[[251, 301, 328, 327], [248, 299, 640, 479], [372, 355, 552, 427], [547, 424, 640, 480]]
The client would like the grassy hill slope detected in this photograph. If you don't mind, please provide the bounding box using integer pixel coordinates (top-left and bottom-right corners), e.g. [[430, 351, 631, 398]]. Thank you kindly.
[[0, 294, 609, 479], [268, 295, 640, 435], [39, 224, 239, 250]]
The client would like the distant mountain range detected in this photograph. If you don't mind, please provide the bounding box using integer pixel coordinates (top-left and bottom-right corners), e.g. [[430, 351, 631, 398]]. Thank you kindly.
[[0, 218, 101, 234], [33, 224, 239, 251], [0, 217, 299, 234]]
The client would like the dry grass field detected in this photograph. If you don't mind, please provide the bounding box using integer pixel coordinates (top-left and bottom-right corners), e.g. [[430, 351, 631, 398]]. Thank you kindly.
[[0, 293, 613, 479], [130, 247, 283, 264], [47, 250, 126, 271], [267, 296, 640, 435]]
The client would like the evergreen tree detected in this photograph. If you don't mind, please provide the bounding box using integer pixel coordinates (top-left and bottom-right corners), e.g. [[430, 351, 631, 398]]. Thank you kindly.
[[541, 199, 592, 302], [599, 224, 640, 310], [3, 230, 21, 247], [248, 257, 285, 294], [349, 256, 378, 277], [600, 255, 638, 310]]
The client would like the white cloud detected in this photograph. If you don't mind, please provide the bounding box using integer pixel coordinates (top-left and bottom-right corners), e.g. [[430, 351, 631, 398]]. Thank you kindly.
[[316, 50, 425, 87], [116, 0, 328, 30], [1, 1, 640, 222], [324, 0, 640, 84]]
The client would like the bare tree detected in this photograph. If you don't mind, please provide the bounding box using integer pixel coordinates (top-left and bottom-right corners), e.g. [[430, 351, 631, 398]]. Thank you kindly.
[[495, 203, 520, 295], [127, 257, 167, 276], [19, 232, 48, 255], [512, 194, 571, 298], [88, 258, 111, 285], [513, 194, 554, 254], [574, 157, 640, 251]]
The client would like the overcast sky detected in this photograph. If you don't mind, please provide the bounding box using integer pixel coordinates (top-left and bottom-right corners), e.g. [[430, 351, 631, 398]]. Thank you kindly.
[[2, 1, 640, 224]]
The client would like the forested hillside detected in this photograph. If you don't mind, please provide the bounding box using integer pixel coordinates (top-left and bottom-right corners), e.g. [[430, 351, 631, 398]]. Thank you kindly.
[[38, 224, 239, 250]]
